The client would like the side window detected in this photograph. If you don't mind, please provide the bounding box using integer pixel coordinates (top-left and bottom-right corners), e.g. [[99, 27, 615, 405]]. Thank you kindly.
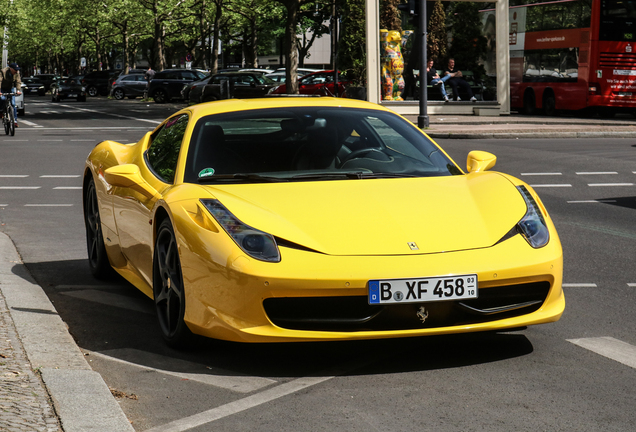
[[146, 115, 189, 183]]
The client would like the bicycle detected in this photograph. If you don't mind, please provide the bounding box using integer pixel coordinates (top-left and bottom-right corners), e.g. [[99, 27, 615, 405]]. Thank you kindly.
[[1, 92, 17, 136]]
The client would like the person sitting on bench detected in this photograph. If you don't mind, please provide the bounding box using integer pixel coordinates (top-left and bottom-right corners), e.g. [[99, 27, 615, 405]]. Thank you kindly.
[[444, 58, 477, 102], [427, 60, 450, 102]]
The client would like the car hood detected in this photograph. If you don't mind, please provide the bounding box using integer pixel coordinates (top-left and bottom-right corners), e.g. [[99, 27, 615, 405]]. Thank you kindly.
[[204, 173, 527, 256]]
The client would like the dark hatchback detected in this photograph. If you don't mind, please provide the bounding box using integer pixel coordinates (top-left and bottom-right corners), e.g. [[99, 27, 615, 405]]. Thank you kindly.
[[184, 72, 277, 104], [110, 74, 147, 99], [148, 69, 207, 103], [51, 77, 87, 102]]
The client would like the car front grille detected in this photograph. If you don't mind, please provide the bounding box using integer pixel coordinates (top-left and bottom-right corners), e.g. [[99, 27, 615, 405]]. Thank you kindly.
[[262, 282, 551, 332]]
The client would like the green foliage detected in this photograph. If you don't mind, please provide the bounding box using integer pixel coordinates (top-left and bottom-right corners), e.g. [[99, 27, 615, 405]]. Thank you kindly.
[[427, 0, 446, 64], [380, 0, 401, 32], [339, 0, 366, 85], [447, 2, 488, 78]]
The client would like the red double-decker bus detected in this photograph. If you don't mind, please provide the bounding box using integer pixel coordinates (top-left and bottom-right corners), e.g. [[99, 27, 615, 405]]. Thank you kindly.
[[483, 0, 636, 115]]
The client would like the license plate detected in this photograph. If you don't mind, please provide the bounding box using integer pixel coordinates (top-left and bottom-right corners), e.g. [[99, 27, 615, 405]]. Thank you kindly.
[[369, 274, 478, 304], [68, 94, 76, 97]]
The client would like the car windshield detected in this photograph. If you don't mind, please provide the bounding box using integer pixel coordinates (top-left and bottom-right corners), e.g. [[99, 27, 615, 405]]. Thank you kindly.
[[184, 107, 461, 184], [255, 75, 275, 85]]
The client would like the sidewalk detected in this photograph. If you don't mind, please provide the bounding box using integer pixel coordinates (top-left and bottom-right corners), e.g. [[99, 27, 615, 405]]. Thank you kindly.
[[0, 232, 134, 432], [0, 111, 635, 431], [403, 112, 636, 138]]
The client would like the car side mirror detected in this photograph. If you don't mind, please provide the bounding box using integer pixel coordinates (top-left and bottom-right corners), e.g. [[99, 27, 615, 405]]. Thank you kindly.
[[104, 164, 160, 199], [466, 150, 497, 173]]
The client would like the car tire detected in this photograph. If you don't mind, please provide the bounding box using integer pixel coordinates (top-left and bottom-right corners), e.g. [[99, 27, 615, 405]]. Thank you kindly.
[[152, 88, 169, 103], [113, 89, 125, 100], [153, 218, 193, 348], [83, 177, 114, 279], [87, 86, 99, 97], [543, 92, 557, 116]]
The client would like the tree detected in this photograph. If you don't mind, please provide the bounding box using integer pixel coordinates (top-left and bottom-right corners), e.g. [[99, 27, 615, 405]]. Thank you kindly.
[[427, 0, 446, 64], [447, 2, 488, 78], [339, 0, 365, 85], [380, 0, 401, 32]]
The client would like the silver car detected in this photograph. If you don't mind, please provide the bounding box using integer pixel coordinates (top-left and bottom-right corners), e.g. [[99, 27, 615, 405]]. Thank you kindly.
[[110, 74, 147, 100]]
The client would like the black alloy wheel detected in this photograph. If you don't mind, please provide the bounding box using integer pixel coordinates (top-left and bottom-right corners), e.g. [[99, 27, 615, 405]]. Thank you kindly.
[[152, 88, 169, 103], [87, 86, 99, 97], [153, 218, 192, 347], [83, 178, 113, 279], [113, 88, 125, 100]]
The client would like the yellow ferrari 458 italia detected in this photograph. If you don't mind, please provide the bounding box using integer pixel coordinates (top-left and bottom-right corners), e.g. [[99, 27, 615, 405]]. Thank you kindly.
[[83, 97, 564, 347]]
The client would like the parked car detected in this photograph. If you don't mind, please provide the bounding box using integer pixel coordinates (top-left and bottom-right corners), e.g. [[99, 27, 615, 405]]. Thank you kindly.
[[264, 71, 304, 83], [51, 76, 87, 102], [82, 70, 119, 97], [274, 67, 323, 75], [148, 69, 208, 103], [33, 74, 57, 91], [21, 77, 47, 96], [185, 72, 277, 104], [271, 70, 351, 96], [110, 74, 147, 100], [239, 68, 275, 74], [83, 97, 564, 347]]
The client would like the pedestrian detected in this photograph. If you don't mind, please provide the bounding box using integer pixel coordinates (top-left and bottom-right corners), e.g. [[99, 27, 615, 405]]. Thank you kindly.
[[0, 63, 22, 128], [427, 60, 451, 102], [145, 67, 155, 82], [444, 58, 477, 101]]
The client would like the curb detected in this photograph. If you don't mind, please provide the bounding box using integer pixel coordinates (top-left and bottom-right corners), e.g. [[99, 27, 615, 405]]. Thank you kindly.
[[0, 232, 134, 432]]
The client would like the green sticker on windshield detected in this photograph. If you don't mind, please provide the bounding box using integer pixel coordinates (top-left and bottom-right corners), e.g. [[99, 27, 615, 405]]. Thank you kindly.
[[198, 168, 215, 178]]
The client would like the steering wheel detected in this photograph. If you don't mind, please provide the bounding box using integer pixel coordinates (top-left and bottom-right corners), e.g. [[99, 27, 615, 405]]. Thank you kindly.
[[338, 148, 386, 166]]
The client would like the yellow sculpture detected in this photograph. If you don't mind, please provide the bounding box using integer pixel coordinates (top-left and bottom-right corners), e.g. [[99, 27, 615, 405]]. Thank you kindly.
[[380, 29, 413, 101]]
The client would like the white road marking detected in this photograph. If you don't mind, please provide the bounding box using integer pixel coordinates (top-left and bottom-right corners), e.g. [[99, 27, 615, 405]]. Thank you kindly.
[[529, 184, 572, 188], [53, 186, 82, 190], [628, 283, 636, 287], [71, 139, 96, 142], [24, 204, 73, 207], [20, 119, 41, 127], [568, 337, 636, 369], [521, 172, 562, 176], [88, 349, 276, 393], [1, 139, 29, 141], [40, 175, 80, 178], [38, 139, 63, 142], [0, 186, 40, 189], [567, 200, 617, 203], [60, 290, 153, 314], [58, 104, 162, 125], [576, 172, 618, 175], [144, 366, 356, 432], [0, 175, 28, 177], [588, 183, 634, 187], [562, 283, 597, 288], [0, 204, 7, 207]]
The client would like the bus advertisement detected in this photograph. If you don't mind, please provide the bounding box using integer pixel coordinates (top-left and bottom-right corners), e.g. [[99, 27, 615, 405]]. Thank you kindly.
[[481, 0, 636, 115]]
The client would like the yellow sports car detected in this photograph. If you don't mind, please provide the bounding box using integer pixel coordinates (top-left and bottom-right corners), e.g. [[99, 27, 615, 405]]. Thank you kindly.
[[83, 97, 564, 347]]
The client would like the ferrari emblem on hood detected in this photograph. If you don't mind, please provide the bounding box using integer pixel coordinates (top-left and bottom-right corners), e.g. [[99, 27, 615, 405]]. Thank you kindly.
[[408, 242, 419, 250]]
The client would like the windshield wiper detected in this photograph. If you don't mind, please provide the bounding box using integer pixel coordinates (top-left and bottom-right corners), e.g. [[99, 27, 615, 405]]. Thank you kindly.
[[198, 173, 288, 183]]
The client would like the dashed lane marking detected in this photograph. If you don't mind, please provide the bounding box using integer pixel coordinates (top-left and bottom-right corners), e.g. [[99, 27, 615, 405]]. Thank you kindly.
[[0, 186, 40, 189], [628, 283, 636, 287], [528, 184, 572, 188], [521, 172, 562, 176], [568, 337, 636, 370], [20, 119, 41, 127], [576, 172, 618, 175], [88, 349, 276, 393], [24, 204, 73, 207], [567, 200, 617, 203], [588, 183, 634, 187], [53, 187, 82, 190], [0, 175, 28, 177], [562, 283, 598, 288], [41, 175, 81, 178], [58, 104, 162, 125]]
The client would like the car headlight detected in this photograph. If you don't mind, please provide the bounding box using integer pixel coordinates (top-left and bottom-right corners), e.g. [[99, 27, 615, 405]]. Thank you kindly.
[[201, 199, 281, 262], [516, 185, 549, 248]]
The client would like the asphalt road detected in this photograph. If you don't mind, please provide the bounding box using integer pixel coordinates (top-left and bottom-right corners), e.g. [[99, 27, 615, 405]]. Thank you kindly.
[[1, 97, 635, 431]]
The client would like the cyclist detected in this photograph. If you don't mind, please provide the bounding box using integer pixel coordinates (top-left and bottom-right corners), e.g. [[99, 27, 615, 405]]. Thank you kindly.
[[0, 63, 22, 128]]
